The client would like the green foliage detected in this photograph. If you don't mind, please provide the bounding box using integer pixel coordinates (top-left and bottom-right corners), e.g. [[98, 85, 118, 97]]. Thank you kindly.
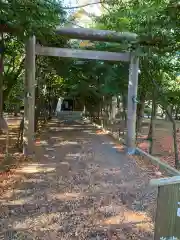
[[52, 55, 128, 112], [6, 75, 24, 105], [97, 0, 179, 53], [144, 107, 151, 115], [1, 0, 66, 114], [1, 0, 180, 123], [41, 0, 179, 118], [3, 37, 25, 100], [0, 0, 65, 39], [98, 0, 180, 109]]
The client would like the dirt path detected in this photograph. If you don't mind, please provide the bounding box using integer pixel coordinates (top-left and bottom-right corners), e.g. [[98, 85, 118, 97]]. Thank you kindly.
[[0, 119, 157, 239]]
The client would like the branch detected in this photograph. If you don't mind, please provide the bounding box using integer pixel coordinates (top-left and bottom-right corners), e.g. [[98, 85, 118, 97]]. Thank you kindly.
[[3, 57, 25, 100], [5, 57, 15, 76], [63, 1, 105, 9], [4, 54, 24, 77], [101, 3, 111, 12], [14, 57, 25, 80]]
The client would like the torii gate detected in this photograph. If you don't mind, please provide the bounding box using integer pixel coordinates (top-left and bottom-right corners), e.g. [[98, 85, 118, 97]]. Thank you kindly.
[[24, 27, 140, 156]]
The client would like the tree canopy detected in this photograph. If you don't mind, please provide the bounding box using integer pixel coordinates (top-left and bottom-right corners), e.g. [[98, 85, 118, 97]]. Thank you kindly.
[[0, 0, 65, 38], [0, 0, 180, 165]]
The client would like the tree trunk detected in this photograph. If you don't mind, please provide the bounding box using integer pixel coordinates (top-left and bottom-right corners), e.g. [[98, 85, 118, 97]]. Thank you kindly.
[[109, 98, 113, 123], [136, 91, 146, 133], [97, 100, 101, 120], [14, 104, 20, 117], [0, 34, 4, 118], [52, 96, 58, 114], [164, 107, 179, 168], [116, 95, 120, 109], [0, 34, 4, 134], [17, 117, 24, 151], [47, 84, 52, 120], [175, 105, 180, 120], [0, 72, 3, 118], [165, 105, 173, 120], [172, 120, 179, 169], [121, 94, 127, 136], [122, 94, 127, 123], [148, 92, 156, 154]]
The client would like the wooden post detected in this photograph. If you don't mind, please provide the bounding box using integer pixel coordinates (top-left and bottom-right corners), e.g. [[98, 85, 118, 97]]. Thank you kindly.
[[23, 42, 28, 155], [23, 36, 36, 156], [127, 53, 139, 154], [150, 177, 180, 240]]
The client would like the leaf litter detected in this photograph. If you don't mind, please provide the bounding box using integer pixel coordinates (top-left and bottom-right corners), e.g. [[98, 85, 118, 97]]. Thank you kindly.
[[0, 120, 157, 239]]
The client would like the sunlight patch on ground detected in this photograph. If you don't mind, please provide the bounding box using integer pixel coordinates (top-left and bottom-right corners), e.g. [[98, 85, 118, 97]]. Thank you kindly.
[[112, 144, 125, 151], [51, 136, 63, 140], [83, 130, 93, 133], [53, 143, 64, 147], [66, 153, 85, 157], [5, 196, 34, 205], [12, 221, 30, 230], [43, 154, 51, 158], [45, 147, 55, 151], [0, 188, 35, 205], [136, 222, 153, 232], [84, 130, 104, 135], [97, 167, 121, 177], [96, 130, 108, 135], [123, 210, 150, 223], [0, 137, 7, 140], [102, 141, 115, 145], [12, 212, 61, 231], [138, 142, 149, 149], [65, 153, 87, 161], [46, 122, 57, 125], [49, 192, 83, 201], [24, 178, 45, 183], [35, 140, 48, 146], [102, 208, 151, 228], [54, 141, 78, 146], [49, 127, 62, 131], [16, 164, 55, 174], [67, 124, 83, 127], [60, 127, 76, 130]]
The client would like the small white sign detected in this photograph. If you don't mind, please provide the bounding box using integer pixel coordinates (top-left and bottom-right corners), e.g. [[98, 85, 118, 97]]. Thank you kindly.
[[177, 208, 180, 217]]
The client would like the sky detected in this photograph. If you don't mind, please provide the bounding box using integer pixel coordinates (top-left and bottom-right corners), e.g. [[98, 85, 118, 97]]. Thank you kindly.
[[61, 0, 102, 28], [63, 0, 102, 16]]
